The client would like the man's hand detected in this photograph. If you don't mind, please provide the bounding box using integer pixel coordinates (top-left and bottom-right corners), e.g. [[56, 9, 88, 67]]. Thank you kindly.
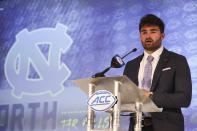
[[141, 89, 153, 97]]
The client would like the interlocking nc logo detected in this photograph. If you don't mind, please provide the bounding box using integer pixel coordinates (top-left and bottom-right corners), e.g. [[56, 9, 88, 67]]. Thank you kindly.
[[4, 23, 73, 98]]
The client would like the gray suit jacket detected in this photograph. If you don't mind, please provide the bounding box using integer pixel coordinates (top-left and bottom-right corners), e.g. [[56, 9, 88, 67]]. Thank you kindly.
[[123, 48, 192, 131]]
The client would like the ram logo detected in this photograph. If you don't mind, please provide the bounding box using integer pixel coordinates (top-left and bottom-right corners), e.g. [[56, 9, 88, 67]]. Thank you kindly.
[[87, 90, 117, 112]]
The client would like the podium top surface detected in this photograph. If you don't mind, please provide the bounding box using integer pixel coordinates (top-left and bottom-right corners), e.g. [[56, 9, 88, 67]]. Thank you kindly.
[[72, 76, 161, 112], [73, 76, 147, 104]]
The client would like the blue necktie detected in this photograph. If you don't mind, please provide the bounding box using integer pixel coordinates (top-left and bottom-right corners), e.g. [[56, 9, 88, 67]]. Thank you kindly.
[[142, 55, 154, 91]]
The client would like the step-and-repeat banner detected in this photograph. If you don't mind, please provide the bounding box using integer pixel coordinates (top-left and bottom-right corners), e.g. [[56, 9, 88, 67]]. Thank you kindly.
[[0, 0, 197, 131]]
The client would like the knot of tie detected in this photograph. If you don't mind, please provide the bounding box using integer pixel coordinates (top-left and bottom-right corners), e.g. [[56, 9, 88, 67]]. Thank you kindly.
[[147, 55, 154, 63]]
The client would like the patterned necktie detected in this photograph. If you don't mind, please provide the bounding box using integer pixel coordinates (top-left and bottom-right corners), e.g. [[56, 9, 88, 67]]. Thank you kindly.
[[142, 55, 154, 91]]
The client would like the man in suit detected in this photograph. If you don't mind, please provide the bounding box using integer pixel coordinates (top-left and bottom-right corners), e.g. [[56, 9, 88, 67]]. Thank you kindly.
[[123, 14, 192, 131]]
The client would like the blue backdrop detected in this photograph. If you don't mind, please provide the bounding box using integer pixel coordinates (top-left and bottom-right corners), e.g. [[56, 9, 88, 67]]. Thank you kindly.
[[0, 0, 197, 131]]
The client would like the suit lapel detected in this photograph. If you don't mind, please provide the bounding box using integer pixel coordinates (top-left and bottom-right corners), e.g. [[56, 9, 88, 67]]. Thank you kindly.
[[150, 48, 170, 91], [133, 55, 143, 86]]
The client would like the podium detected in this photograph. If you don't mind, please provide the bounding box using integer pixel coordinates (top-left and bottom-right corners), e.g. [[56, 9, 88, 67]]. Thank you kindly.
[[72, 76, 161, 131]]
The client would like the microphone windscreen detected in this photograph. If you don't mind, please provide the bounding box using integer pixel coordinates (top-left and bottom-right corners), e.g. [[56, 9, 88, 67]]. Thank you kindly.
[[133, 48, 137, 52]]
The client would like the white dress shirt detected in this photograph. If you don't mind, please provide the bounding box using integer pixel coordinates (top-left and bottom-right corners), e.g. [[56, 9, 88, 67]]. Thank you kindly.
[[138, 46, 164, 89]]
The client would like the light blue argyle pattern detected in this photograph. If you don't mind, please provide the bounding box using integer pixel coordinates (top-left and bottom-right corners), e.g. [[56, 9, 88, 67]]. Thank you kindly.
[[142, 55, 154, 91]]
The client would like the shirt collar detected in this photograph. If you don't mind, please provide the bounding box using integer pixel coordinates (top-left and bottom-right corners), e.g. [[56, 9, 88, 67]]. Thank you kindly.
[[144, 46, 164, 60]]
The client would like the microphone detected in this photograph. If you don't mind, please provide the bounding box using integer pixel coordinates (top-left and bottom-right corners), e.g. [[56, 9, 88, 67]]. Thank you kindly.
[[121, 48, 137, 59], [92, 48, 137, 78]]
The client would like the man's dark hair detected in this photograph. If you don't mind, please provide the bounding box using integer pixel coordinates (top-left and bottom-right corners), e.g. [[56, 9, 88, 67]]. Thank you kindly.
[[139, 14, 165, 33]]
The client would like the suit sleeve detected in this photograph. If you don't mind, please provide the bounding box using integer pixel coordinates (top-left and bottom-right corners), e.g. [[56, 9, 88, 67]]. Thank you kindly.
[[152, 56, 192, 108]]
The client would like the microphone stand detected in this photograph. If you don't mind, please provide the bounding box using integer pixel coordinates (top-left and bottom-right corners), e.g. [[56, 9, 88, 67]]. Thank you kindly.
[[92, 48, 137, 78]]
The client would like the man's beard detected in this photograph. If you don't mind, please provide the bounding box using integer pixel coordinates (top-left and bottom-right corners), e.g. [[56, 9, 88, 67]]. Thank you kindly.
[[142, 37, 162, 52]]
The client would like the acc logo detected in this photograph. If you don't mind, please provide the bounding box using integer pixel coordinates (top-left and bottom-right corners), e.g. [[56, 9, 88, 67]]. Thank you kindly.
[[4, 23, 73, 98], [87, 90, 117, 112]]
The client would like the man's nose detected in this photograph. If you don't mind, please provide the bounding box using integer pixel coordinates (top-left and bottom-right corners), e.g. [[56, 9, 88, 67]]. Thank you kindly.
[[145, 35, 151, 40], [145, 32, 151, 38]]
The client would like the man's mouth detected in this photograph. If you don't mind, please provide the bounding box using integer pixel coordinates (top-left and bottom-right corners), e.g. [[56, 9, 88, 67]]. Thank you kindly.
[[145, 40, 152, 44]]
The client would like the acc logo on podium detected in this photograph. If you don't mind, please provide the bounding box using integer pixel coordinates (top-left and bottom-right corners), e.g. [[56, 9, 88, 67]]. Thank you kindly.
[[87, 90, 117, 112]]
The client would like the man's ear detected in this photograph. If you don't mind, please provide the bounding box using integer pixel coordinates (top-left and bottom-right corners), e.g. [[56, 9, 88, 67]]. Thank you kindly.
[[161, 33, 165, 40]]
